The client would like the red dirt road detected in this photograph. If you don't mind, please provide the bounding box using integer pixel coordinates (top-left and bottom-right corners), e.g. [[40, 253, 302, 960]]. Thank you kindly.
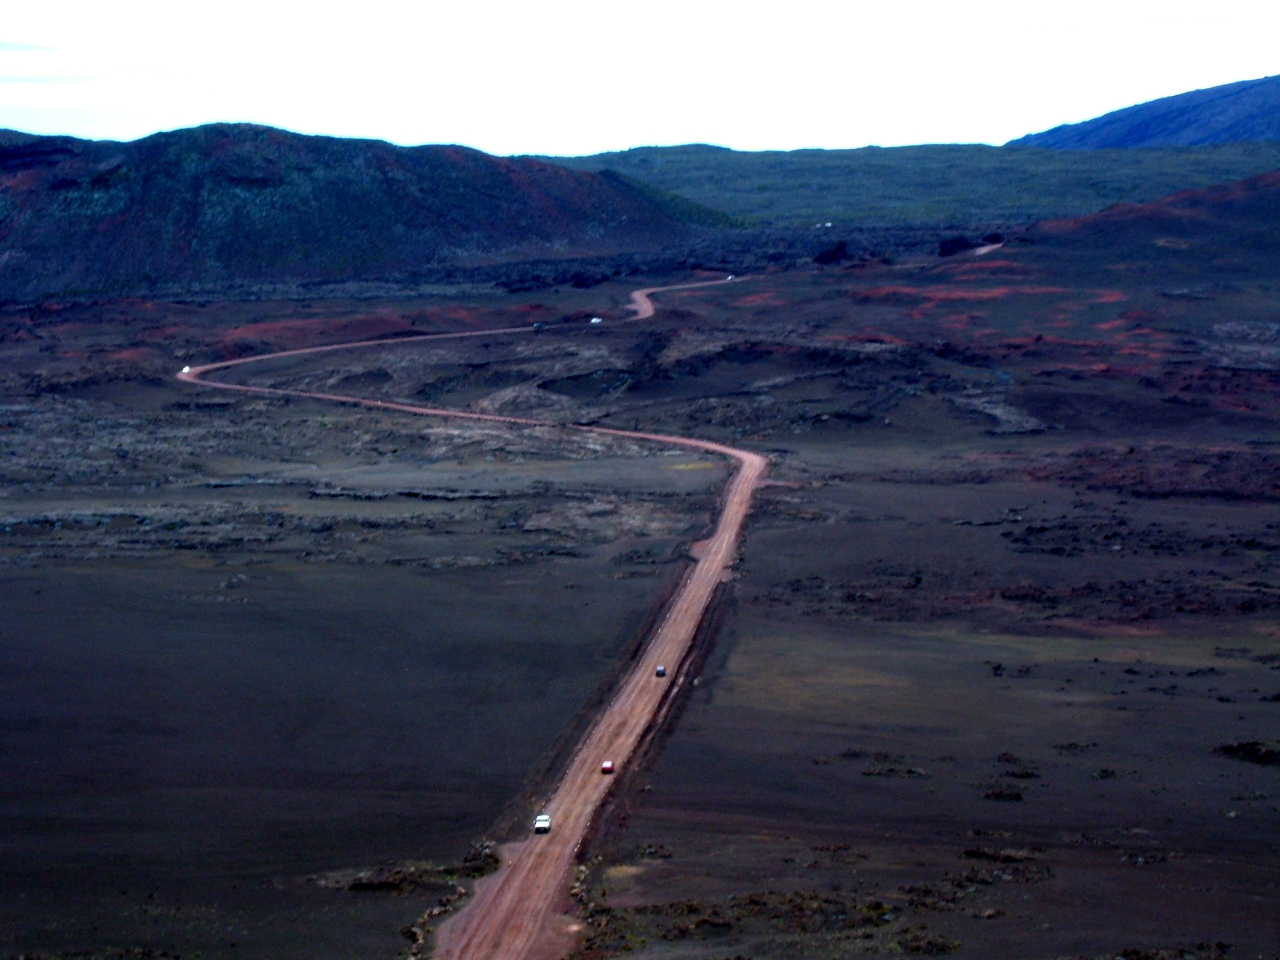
[[436, 431, 763, 960], [627, 276, 739, 320], [176, 276, 764, 960]]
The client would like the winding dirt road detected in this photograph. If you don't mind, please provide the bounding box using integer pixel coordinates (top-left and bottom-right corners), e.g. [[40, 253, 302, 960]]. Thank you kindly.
[[176, 276, 764, 960]]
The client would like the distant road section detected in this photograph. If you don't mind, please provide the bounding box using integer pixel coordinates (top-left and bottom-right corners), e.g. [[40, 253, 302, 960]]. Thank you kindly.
[[627, 276, 738, 320], [176, 275, 761, 960]]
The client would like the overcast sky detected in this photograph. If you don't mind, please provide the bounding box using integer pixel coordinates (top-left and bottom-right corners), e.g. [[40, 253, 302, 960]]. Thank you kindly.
[[2, 0, 1276, 156]]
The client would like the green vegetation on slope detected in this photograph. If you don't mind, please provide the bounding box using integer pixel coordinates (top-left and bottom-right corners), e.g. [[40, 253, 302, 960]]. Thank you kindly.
[[539, 142, 1280, 227], [598, 169, 742, 228]]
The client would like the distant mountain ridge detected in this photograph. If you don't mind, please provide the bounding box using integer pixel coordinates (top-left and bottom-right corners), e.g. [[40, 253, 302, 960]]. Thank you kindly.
[[1007, 75, 1280, 148], [542, 141, 1280, 227], [0, 124, 728, 301]]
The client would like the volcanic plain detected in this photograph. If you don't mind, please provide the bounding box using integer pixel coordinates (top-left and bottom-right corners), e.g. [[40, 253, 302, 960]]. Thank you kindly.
[[2, 177, 1279, 959]]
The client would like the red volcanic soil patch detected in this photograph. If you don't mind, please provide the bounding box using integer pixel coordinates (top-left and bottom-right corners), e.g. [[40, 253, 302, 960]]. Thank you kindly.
[[1118, 309, 1163, 324], [1091, 289, 1128, 304], [940, 312, 983, 331], [1037, 202, 1216, 235], [1033, 169, 1280, 241], [852, 283, 1081, 325], [41, 322, 97, 339], [820, 330, 911, 346], [934, 258, 1030, 279], [733, 292, 786, 308], [1159, 368, 1280, 416], [1027, 446, 1280, 500], [856, 284, 1071, 304], [104, 346, 164, 365], [1, 169, 38, 190], [403, 305, 488, 329], [0, 324, 40, 344], [403, 303, 552, 332], [140, 325, 194, 343], [218, 312, 413, 350], [436, 306, 483, 322]]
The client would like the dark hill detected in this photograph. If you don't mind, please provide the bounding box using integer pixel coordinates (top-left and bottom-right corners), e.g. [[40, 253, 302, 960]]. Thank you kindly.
[[0, 124, 728, 301], [1008, 75, 1280, 148], [1032, 169, 1280, 241], [1026, 168, 1280, 274]]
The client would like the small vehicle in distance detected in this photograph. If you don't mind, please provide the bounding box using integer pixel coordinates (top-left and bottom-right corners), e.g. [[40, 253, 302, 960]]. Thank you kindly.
[[600, 760, 615, 775], [589, 316, 604, 325], [180, 365, 191, 374], [655, 665, 667, 677], [533, 813, 552, 833]]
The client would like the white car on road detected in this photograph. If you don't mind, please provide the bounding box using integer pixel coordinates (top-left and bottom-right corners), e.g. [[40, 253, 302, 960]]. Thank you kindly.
[[533, 813, 552, 833]]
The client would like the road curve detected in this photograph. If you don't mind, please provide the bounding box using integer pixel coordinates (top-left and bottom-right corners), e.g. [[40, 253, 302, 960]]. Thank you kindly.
[[627, 276, 739, 321], [176, 275, 761, 960]]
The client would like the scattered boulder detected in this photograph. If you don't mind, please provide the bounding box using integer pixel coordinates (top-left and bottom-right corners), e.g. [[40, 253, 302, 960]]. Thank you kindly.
[[814, 240, 849, 265], [938, 235, 978, 257], [963, 847, 1038, 863], [1214, 740, 1280, 765], [983, 787, 1024, 802]]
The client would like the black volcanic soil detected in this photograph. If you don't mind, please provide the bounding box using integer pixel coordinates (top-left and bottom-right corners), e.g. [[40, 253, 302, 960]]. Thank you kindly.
[[0, 293, 728, 958], [587, 436, 1280, 958], [3, 179, 1280, 959]]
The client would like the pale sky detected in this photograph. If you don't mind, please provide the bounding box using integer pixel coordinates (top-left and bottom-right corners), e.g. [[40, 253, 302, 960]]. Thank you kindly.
[[2, 0, 1276, 157]]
